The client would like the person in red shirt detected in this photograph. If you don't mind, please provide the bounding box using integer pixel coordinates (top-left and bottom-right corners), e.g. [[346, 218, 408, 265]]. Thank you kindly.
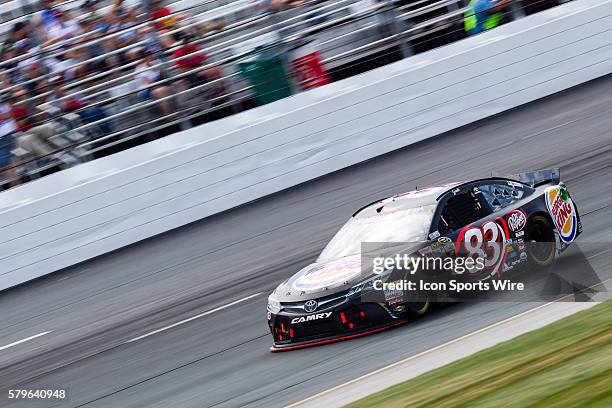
[[172, 31, 222, 87], [150, 0, 178, 30], [150, 0, 183, 49], [171, 30, 226, 107], [9, 88, 34, 133], [172, 40, 206, 71]]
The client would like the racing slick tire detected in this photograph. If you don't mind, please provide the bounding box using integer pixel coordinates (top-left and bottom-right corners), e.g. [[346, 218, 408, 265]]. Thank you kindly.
[[526, 214, 556, 267], [404, 293, 431, 316]]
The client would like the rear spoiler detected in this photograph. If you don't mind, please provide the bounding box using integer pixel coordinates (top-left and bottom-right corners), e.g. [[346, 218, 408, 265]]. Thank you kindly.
[[495, 168, 561, 187]]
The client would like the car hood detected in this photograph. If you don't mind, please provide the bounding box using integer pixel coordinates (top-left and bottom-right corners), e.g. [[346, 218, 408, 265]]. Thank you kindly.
[[271, 242, 423, 302]]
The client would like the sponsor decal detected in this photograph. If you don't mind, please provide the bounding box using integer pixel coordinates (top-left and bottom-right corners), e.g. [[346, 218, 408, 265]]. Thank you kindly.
[[428, 230, 441, 240], [418, 246, 434, 257], [545, 185, 578, 244], [292, 255, 361, 291], [430, 236, 453, 253], [383, 281, 404, 306], [291, 312, 332, 324], [439, 236, 455, 253], [506, 209, 527, 233]]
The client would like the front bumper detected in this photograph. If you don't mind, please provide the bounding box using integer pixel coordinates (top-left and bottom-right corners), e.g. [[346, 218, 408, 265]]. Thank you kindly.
[[268, 301, 403, 352]]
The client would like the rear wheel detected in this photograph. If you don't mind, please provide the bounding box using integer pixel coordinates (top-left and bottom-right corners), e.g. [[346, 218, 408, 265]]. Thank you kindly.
[[527, 215, 556, 267]]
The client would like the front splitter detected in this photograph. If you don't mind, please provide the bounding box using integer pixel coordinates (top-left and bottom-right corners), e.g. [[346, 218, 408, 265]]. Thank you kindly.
[[270, 320, 407, 352]]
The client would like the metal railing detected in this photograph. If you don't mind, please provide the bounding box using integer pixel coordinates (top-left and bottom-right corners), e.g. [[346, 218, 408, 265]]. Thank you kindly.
[[0, 0, 568, 190]]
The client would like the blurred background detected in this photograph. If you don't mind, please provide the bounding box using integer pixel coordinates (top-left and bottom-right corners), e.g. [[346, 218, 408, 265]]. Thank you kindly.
[[0, 0, 569, 191]]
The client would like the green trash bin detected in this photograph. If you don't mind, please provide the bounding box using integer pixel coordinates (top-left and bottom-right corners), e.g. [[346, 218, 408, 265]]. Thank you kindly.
[[238, 44, 293, 106]]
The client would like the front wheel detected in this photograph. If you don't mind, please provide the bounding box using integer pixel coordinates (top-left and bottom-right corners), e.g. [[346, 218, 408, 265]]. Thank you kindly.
[[405, 294, 431, 316]]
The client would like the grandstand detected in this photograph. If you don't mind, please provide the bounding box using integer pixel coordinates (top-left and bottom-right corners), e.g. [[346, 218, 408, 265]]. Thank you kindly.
[[0, 0, 567, 190]]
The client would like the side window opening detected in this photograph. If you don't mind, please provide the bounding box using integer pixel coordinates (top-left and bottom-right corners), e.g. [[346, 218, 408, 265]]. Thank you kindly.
[[441, 190, 491, 231], [479, 182, 532, 211]]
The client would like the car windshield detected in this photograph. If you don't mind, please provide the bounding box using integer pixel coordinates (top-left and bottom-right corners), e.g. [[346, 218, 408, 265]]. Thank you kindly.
[[317, 204, 436, 263]]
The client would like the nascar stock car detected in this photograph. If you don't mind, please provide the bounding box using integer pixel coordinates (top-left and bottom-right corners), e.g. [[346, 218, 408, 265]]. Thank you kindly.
[[267, 169, 582, 351]]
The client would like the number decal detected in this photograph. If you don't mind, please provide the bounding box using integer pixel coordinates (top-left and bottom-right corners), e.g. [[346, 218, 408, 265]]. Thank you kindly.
[[456, 218, 509, 277], [463, 227, 485, 261]]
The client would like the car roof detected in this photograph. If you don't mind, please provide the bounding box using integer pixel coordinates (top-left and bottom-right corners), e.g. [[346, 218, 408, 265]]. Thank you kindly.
[[353, 182, 461, 218]]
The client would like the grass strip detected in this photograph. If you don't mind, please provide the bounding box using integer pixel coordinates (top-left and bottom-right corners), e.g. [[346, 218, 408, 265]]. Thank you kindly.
[[346, 302, 612, 408]]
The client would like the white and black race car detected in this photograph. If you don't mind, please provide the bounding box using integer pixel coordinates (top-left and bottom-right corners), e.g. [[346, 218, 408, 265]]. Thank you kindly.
[[267, 169, 582, 351]]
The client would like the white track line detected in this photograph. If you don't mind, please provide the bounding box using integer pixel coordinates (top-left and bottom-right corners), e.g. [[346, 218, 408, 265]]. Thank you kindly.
[[0, 331, 52, 352], [126, 293, 261, 343], [286, 276, 611, 408], [285, 303, 556, 407]]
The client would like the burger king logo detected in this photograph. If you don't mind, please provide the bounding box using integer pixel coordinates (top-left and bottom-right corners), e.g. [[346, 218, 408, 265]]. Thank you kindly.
[[545, 185, 577, 244]]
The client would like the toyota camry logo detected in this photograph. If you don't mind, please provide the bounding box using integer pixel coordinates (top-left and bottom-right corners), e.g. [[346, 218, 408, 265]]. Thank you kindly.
[[304, 300, 318, 313]]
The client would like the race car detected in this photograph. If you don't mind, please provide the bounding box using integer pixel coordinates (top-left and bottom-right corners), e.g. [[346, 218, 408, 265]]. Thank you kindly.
[[267, 169, 582, 351]]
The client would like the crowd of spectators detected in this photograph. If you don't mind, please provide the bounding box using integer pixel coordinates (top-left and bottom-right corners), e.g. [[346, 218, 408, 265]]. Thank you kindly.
[[0, 0, 560, 190], [0, 0, 361, 189], [0, 0, 231, 188]]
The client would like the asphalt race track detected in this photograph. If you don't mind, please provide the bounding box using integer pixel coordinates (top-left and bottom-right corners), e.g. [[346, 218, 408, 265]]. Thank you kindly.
[[1, 74, 611, 408]]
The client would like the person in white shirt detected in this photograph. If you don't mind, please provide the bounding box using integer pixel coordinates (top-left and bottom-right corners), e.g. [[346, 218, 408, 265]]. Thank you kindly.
[[43, 10, 83, 48], [0, 96, 18, 185], [52, 46, 90, 82], [132, 49, 174, 116]]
